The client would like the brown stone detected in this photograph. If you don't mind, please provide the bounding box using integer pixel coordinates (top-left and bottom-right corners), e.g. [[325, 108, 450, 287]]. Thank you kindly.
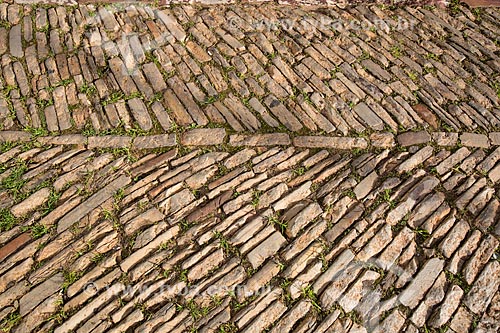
[[489, 132, 500, 145], [0, 233, 31, 262], [181, 128, 226, 146], [370, 132, 395, 148], [88, 136, 132, 149], [11, 187, 51, 218], [0, 131, 31, 142], [464, 261, 500, 314], [412, 104, 438, 129]]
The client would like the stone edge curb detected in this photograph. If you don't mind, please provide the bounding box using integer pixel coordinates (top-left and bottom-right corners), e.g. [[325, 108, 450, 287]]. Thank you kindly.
[[1, 129, 499, 150]]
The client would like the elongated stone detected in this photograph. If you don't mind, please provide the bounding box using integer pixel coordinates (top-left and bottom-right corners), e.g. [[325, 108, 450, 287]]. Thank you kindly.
[[398, 258, 444, 308]]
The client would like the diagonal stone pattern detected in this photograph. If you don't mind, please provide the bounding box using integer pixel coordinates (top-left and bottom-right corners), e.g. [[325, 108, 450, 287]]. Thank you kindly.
[[0, 1, 499, 333]]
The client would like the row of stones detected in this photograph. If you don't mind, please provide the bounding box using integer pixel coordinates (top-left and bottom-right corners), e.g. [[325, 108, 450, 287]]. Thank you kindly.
[[2, 129, 500, 150], [32, 0, 451, 5]]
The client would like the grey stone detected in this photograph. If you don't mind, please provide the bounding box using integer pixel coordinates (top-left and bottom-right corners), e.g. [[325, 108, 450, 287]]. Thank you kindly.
[[464, 261, 500, 314], [9, 25, 23, 58], [398, 258, 444, 308], [293, 136, 368, 149], [133, 134, 176, 149], [229, 134, 290, 146], [460, 132, 489, 148], [247, 232, 287, 269], [353, 171, 378, 200], [397, 131, 431, 146], [128, 98, 153, 131], [20, 273, 64, 316], [353, 103, 384, 130]]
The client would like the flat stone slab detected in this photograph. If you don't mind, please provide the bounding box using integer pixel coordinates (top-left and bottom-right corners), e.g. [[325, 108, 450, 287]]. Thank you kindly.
[[293, 136, 368, 149], [180, 128, 226, 146]]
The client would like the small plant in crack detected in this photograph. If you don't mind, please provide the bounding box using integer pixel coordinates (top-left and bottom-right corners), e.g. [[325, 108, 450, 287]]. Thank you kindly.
[[214, 231, 238, 256], [0, 311, 21, 332], [414, 227, 430, 239], [301, 285, 322, 311], [267, 214, 287, 234], [21, 223, 51, 239], [251, 190, 261, 207]]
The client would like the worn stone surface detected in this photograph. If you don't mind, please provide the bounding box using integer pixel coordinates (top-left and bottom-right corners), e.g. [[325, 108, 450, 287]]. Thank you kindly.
[[229, 134, 291, 146], [181, 128, 226, 146], [461, 132, 490, 148], [133, 134, 177, 149], [464, 261, 500, 314], [397, 131, 431, 146], [293, 136, 368, 149], [11, 187, 51, 218], [399, 258, 444, 309], [0, 3, 499, 333]]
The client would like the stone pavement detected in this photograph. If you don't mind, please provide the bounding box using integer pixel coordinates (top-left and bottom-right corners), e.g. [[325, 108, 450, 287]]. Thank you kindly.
[[0, 1, 499, 333]]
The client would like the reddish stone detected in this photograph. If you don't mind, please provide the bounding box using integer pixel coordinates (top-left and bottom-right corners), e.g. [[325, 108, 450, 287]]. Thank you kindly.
[[0, 233, 31, 261]]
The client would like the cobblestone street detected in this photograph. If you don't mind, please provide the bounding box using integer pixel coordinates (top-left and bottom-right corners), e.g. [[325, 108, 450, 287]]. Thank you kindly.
[[0, 1, 499, 332]]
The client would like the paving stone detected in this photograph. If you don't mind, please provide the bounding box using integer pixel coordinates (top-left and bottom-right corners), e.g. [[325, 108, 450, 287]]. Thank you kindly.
[[57, 175, 131, 233], [386, 176, 439, 226], [9, 24, 22, 58], [128, 98, 153, 131], [370, 132, 395, 148], [463, 235, 499, 285], [88, 136, 132, 149], [0, 4, 499, 333], [229, 134, 290, 146], [460, 132, 490, 148], [489, 132, 500, 145], [11, 187, 51, 218], [353, 102, 384, 130], [396, 146, 434, 174], [429, 285, 464, 328], [133, 134, 177, 149], [398, 258, 444, 309], [286, 202, 322, 238], [464, 261, 500, 314], [54, 283, 125, 333], [353, 171, 378, 200], [180, 128, 226, 146], [19, 273, 63, 316], [432, 132, 458, 146], [37, 135, 87, 146], [293, 136, 368, 149], [436, 147, 471, 175], [273, 181, 312, 211], [313, 249, 354, 294], [247, 232, 286, 269], [397, 131, 431, 146], [0, 131, 31, 142]]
